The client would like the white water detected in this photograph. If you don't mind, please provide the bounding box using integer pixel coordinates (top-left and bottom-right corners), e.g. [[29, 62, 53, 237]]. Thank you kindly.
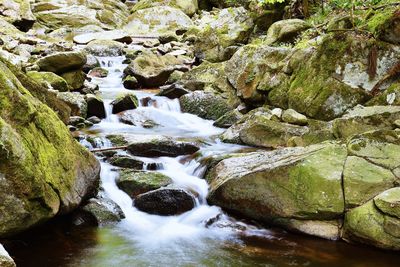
[[82, 57, 269, 261]]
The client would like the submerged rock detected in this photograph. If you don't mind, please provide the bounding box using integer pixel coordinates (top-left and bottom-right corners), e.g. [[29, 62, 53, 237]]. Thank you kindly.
[[117, 169, 173, 198], [134, 188, 196, 216]]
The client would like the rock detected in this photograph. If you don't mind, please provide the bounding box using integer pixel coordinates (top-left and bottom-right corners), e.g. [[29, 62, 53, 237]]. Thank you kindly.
[[83, 55, 100, 73], [85, 40, 125, 57], [343, 200, 400, 250], [109, 155, 144, 169], [87, 116, 101, 124], [185, 7, 253, 62], [282, 109, 308, 126], [374, 187, 400, 219], [74, 30, 131, 44], [111, 93, 139, 114], [36, 51, 87, 74], [343, 156, 397, 208], [57, 92, 88, 117], [213, 109, 243, 128], [116, 169, 173, 198], [332, 105, 400, 139], [367, 9, 400, 45], [74, 195, 125, 226], [157, 84, 189, 99], [265, 19, 311, 45], [126, 135, 200, 157], [134, 188, 196, 216], [207, 142, 346, 222], [179, 91, 233, 120], [0, 57, 100, 237], [60, 70, 86, 91], [86, 94, 106, 119], [88, 67, 109, 78], [68, 116, 85, 126], [123, 52, 187, 88], [0, 244, 15, 267], [166, 70, 184, 84], [27, 71, 70, 92], [122, 75, 139, 89], [124, 6, 193, 36], [0, 0, 35, 32], [131, 0, 199, 17]]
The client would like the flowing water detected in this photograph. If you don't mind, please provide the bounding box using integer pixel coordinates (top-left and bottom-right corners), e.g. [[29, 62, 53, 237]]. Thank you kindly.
[[5, 57, 400, 267]]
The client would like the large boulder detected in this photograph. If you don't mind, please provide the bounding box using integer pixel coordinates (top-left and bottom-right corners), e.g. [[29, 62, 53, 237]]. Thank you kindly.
[[264, 19, 311, 45], [27, 71, 70, 92], [207, 142, 346, 222], [57, 92, 88, 117], [111, 93, 139, 114], [0, 58, 100, 237], [185, 7, 253, 62], [134, 188, 196, 216], [123, 52, 187, 88], [36, 51, 87, 74], [131, 0, 198, 17], [123, 6, 193, 36], [116, 170, 173, 198]]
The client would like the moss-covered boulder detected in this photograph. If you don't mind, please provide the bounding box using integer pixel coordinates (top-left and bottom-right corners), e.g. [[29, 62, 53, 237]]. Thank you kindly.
[[123, 52, 187, 88], [342, 199, 400, 250], [185, 7, 253, 62], [0, 58, 100, 237], [367, 8, 400, 45], [264, 19, 310, 45], [60, 70, 86, 91], [131, 0, 198, 17], [374, 187, 400, 219], [27, 71, 70, 92], [36, 51, 87, 74], [111, 93, 138, 114], [57, 92, 88, 117], [116, 169, 173, 198], [207, 143, 346, 222], [123, 6, 193, 36]]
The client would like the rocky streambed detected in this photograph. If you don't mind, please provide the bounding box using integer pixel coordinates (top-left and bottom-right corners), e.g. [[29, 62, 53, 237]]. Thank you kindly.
[[1, 0, 400, 266]]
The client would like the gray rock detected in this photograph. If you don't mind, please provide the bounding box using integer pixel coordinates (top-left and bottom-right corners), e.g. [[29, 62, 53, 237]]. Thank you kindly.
[[37, 51, 87, 74]]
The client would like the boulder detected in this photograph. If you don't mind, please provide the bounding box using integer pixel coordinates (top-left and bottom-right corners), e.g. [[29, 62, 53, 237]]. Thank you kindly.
[[60, 70, 86, 91], [179, 91, 233, 120], [111, 93, 139, 114], [27, 71, 70, 92], [134, 188, 196, 215], [156, 84, 189, 99], [282, 109, 308, 126], [213, 109, 244, 128], [123, 75, 139, 89], [123, 52, 187, 88], [126, 135, 200, 157], [86, 94, 106, 119], [124, 6, 193, 36], [207, 143, 346, 222], [0, 57, 100, 237], [85, 40, 125, 57], [109, 155, 145, 169], [116, 169, 173, 198], [374, 187, 400, 219], [131, 0, 199, 17], [57, 92, 88, 117], [0, 244, 15, 267], [264, 19, 310, 45], [367, 8, 400, 45], [88, 67, 109, 78], [0, 0, 36, 32], [185, 7, 253, 62], [74, 30, 131, 44], [36, 51, 87, 74]]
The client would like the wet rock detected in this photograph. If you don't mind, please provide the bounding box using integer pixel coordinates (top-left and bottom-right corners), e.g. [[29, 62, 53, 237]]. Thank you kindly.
[[87, 116, 101, 124], [134, 188, 196, 216], [207, 143, 346, 222], [272, 219, 341, 240], [124, 6, 193, 36], [73, 195, 125, 227], [83, 55, 100, 73], [123, 51, 187, 88], [157, 84, 189, 99], [213, 109, 243, 128], [117, 169, 173, 198], [60, 70, 86, 91], [27, 71, 70, 92], [111, 93, 139, 114], [126, 135, 200, 157], [0, 244, 15, 267], [86, 94, 106, 119], [282, 109, 308, 126], [180, 91, 233, 120], [265, 19, 310, 45], [109, 155, 144, 169], [69, 116, 85, 126], [36, 51, 87, 74], [88, 67, 109, 78], [85, 40, 125, 57], [57, 92, 88, 117], [185, 7, 253, 62], [122, 75, 139, 89]]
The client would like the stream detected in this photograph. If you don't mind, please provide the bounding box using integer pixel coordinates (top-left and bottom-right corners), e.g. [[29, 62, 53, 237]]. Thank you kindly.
[[6, 57, 400, 267]]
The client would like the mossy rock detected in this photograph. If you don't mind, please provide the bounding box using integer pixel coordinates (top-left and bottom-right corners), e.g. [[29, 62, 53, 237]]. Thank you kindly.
[[374, 187, 400, 219], [60, 70, 86, 91], [264, 19, 311, 45], [131, 0, 198, 17], [27, 71, 70, 92], [0, 57, 100, 237], [36, 51, 87, 74]]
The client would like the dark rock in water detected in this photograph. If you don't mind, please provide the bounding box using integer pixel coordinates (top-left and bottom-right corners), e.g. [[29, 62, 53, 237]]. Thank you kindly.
[[111, 93, 138, 114], [123, 75, 139, 89], [116, 169, 172, 198], [83, 55, 100, 73], [134, 188, 196, 216], [72, 195, 125, 227], [86, 94, 106, 119], [180, 91, 233, 120], [36, 51, 87, 74], [109, 155, 144, 169], [69, 116, 85, 126], [87, 116, 101, 124], [127, 136, 199, 157], [157, 84, 189, 99], [88, 67, 109, 78]]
